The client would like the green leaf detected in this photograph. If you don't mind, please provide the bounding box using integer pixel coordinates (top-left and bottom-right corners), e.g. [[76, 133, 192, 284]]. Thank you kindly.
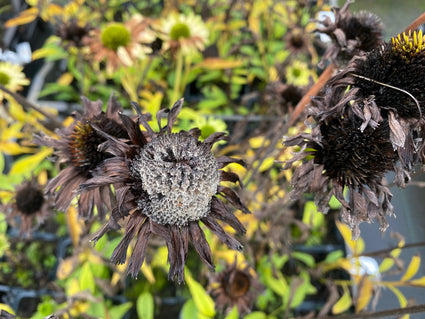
[[243, 311, 267, 319], [79, 262, 95, 294], [224, 306, 239, 319], [109, 302, 133, 319], [290, 271, 317, 308], [186, 272, 216, 317], [180, 299, 198, 319], [324, 250, 344, 264], [137, 292, 154, 319], [292, 251, 315, 268]]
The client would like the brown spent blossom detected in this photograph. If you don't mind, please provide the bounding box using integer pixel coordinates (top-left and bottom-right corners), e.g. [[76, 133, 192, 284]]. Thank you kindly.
[[2, 178, 51, 236], [210, 260, 262, 316], [315, 0, 384, 68], [78, 98, 250, 283], [34, 95, 128, 219]]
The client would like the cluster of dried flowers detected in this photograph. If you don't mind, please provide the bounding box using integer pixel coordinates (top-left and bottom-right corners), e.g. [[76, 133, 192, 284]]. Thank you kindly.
[[284, 24, 425, 238], [34, 96, 249, 283]]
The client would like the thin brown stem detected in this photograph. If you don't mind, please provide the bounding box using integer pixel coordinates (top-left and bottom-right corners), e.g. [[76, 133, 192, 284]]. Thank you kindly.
[[283, 62, 336, 133], [0, 84, 62, 129], [363, 241, 425, 257], [319, 303, 425, 319], [404, 12, 425, 33]]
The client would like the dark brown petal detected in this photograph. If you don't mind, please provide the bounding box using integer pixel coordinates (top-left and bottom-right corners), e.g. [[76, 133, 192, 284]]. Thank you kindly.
[[388, 111, 406, 148], [220, 170, 243, 188], [127, 218, 152, 277], [111, 213, 146, 264], [210, 196, 246, 234], [131, 102, 155, 138], [33, 133, 65, 149], [106, 94, 122, 119], [91, 215, 121, 246], [203, 132, 230, 148], [156, 108, 168, 135], [188, 127, 202, 139], [81, 96, 102, 118], [218, 186, 251, 214], [216, 156, 246, 169], [118, 112, 148, 146], [202, 216, 243, 251], [167, 98, 184, 133], [189, 222, 215, 272], [89, 121, 131, 155], [77, 190, 95, 218], [50, 168, 86, 211], [168, 225, 188, 283]]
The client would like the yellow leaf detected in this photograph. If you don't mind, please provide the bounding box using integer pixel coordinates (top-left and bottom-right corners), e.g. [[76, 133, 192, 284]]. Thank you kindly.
[[401, 255, 421, 282], [257, 157, 274, 172], [388, 285, 407, 307], [57, 257, 77, 280], [0, 141, 36, 155], [32, 46, 62, 60], [196, 58, 243, 70], [379, 258, 395, 273], [57, 72, 74, 86], [141, 263, 155, 284], [355, 276, 373, 313], [9, 148, 53, 175], [249, 136, 269, 149], [409, 276, 425, 287], [67, 205, 83, 247], [0, 303, 15, 315], [335, 221, 365, 255], [5, 7, 39, 27], [332, 285, 352, 314]]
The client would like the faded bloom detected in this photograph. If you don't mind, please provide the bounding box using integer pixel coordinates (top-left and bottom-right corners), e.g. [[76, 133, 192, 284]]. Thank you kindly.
[[2, 178, 51, 236], [56, 18, 93, 48], [283, 30, 425, 238], [315, 0, 384, 67], [34, 95, 128, 219], [284, 27, 311, 55], [210, 260, 262, 315], [159, 12, 209, 55], [83, 14, 155, 73], [0, 61, 30, 100], [78, 98, 249, 283]]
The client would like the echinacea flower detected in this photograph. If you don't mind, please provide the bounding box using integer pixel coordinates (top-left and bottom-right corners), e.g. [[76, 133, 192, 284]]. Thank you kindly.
[[315, 0, 384, 68], [78, 98, 249, 283], [284, 105, 397, 239], [159, 12, 209, 55], [83, 14, 155, 74], [2, 178, 51, 236], [210, 260, 262, 315], [34, 95, 128, 219], [0, 61, 30, 101]]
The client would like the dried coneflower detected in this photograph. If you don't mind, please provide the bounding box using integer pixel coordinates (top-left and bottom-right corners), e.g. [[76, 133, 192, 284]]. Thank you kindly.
[[2, 178, 51, 235], [315, 0, 384, 68], [210, 260, 262, 315], [78, 98, 249, 283], [283, 94, 398, 239], [56, 18, 93, 48], [34, 95, 128, 219]]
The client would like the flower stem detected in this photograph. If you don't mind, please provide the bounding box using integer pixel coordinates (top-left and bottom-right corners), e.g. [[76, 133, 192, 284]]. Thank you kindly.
[[172, 48, 184, 103]]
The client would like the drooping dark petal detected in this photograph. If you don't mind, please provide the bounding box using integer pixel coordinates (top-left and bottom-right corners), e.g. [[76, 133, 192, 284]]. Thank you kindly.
[[81, 96, 102, 117], [168, 225, 188, 283], [216, 156, 246, 169], [202, 216, 243, 251], [218, 186, 251, 214], [127, 219, 152, 277], [118, 112, 148, 146], [220, 170, 244, 188], [210, 196, 246, 234], [203, 132, 230, 148], [167, 98, 184, 133], [77, 190, 95, 218], [111, 213, 146, 264], [189, 222, 215, 272]]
